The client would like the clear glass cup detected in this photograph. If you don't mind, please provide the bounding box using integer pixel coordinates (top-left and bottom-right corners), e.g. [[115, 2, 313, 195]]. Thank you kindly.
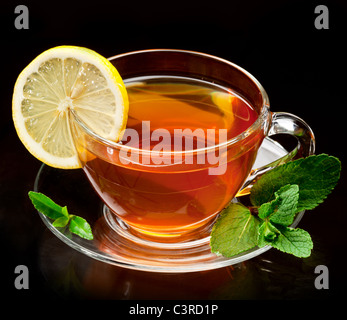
[[71, 49, 315, 246]]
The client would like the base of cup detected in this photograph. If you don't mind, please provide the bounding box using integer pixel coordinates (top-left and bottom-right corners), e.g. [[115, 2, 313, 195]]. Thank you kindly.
[[88, 204, 222, 269], [103, 205, 215, 248]]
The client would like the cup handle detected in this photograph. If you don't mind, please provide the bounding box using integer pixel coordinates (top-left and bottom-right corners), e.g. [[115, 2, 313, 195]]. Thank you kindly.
[[237, 111, 316, 197]]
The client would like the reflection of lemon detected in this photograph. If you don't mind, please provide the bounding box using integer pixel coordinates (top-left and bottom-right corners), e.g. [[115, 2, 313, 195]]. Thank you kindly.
[[12, 46, 129, 169], [211, 91, 235, 130]]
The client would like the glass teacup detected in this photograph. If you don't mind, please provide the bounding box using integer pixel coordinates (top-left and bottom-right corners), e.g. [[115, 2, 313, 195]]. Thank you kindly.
[[71, 49, 315, 245]]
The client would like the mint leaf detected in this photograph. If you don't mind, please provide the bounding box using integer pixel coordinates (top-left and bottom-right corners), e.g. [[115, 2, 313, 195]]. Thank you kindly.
[[28, 191, 65, 220], [52, 216, 70, 228], [69, 216, 93, 240], [258, 220, 279, 246], [29, 191, 93, 240], [258, 184, 299, 226], [210, 203, 260, 257], [259, 224, 313, 258], [250, 154, 341, 212], [61, 206, 69, 218]]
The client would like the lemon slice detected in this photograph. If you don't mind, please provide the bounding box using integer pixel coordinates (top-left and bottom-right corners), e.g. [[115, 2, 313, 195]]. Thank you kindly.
[[12, 46, 129, 169]]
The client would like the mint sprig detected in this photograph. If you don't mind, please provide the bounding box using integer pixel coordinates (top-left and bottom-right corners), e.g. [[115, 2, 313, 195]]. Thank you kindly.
[[29, 191, 93, 240], [210, 154, 341, 258]]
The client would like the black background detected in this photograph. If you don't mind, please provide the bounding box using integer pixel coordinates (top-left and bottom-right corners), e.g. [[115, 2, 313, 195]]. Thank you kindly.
[[1, 0, 346, 306]]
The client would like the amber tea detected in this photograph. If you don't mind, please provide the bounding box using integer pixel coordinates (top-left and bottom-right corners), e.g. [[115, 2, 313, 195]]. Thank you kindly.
[[78, 76, 263, 238]]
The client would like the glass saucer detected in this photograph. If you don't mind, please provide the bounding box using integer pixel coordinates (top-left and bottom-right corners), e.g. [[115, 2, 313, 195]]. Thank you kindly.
[[34, 137, 304, 273]]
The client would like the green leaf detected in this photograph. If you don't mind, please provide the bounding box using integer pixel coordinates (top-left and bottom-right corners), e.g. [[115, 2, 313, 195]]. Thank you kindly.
[[29, 191, 94, 241], [52, 216, 70, 228], [28, 191, 65, 220], [258, 220, 279, 246], [250, 154, 341, 212], [258, 184, 299, 226], [259, 223, 313, 258], [210, 203, 260, 257], [61, 206, 69, 218], [69, 216, 93, 240]]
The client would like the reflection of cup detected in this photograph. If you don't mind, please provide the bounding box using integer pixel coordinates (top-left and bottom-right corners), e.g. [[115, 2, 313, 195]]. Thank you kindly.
[[71, 49, 315, 242]]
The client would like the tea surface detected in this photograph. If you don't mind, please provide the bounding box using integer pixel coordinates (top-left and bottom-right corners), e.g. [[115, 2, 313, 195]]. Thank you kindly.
[[124, 76, 257, 149]]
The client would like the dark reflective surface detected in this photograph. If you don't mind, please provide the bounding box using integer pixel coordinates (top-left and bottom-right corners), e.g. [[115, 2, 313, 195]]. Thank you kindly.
[[37, 228, 333, 300]]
